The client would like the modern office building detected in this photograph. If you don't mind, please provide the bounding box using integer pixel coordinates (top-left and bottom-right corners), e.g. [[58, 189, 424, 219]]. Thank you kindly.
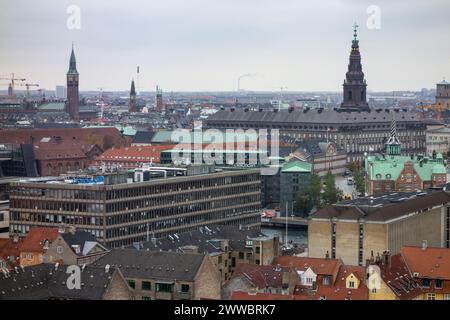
[[8, 166, 262, 248], [308, 191, 450, 266]]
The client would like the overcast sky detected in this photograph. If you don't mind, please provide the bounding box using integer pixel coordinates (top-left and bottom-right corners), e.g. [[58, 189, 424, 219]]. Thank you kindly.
[[1, 0, 449, 92]]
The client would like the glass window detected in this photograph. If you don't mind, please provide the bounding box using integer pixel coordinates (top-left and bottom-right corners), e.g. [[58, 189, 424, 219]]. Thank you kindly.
[[435, 279, 443, 289], [156, 283, 173, 293], [422, 278, 431, 288], [181, 284, 190, 293], [128, 280, 135, 289], [142, 281, 151, 291], [427, 293, 436, 300]]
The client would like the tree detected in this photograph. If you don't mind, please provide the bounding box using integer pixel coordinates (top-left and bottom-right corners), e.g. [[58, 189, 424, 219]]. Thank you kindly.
[[309, 174, 322, 208], [294, 190, 313, 216], [293, 174, 322, 217], [322, 171, 339, 205], [353, 170, 366, 194]]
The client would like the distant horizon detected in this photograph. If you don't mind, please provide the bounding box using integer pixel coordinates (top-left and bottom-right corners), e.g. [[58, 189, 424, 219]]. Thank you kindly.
[[1, 1, 449, 92]]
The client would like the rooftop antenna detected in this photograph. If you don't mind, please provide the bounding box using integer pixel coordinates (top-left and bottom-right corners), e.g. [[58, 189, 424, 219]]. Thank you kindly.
[[136, 66, 141, 96]]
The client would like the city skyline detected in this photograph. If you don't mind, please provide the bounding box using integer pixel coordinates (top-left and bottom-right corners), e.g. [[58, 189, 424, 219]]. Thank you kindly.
[[1, 0, 450, 92]]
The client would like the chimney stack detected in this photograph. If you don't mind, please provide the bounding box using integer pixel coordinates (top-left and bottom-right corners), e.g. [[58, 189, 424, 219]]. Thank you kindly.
[[422, 240, 428, 251]]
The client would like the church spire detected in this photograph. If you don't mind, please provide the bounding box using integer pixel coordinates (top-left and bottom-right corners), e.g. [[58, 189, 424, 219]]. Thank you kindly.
[[68, 43, 78, 75], [340, 23, 369, 112]]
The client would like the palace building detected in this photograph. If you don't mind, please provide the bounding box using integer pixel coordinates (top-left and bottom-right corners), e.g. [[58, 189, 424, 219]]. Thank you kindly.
[[205, 27, 430, 163]]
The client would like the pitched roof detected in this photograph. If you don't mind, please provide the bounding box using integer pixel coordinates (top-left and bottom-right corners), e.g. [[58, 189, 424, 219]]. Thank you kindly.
[[281, 160, 312, 173], [0, 127, 123, 150], [401, 246, 450, 280], [377, 253, 423, 300], [0, 263, 121, 300], [93, 249, 206, 281], [231, 291, 292, 300], [231, 263, 290, 289], [206, 109, 423, 125], [61, 231, 107, 256], [96, 145, 175, 164], [131, 225, 266, 254], [0, 239, 22, 268], [132, 131, 156, 144], [20, 227, 59, 253], [365, 155, 446, 181], [272, 256, 342, 277], [33, 138, 90, 160]]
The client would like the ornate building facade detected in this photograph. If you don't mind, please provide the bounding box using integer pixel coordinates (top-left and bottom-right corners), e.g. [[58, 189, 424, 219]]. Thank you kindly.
[[205, 27, 429, 163], [365, 117, 447, 195]]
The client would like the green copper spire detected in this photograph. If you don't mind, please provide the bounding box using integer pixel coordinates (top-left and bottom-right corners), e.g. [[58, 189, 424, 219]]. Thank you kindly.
[[68, 43, 78, 75], [352, 23, 360, 50]]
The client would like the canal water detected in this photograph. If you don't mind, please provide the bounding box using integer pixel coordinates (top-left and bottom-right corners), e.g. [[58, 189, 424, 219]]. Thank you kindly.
[[261, 227, 308, 246]]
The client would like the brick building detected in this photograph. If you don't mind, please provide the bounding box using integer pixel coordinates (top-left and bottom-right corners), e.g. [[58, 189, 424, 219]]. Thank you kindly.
[[365, 116, 446, 195], [0, 263, 131, 300], [131, 225, 279, 282], [94, 249, 221, 300]]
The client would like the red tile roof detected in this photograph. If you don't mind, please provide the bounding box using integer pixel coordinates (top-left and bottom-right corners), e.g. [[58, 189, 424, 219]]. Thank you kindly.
[[33, 138, 90, 160], [273, 256, 342, 278], [0, 127, 124, 150], [0, 238, 22, 268], [293, 265, 368, 300], [232, 263, 290, 289], [377, 253, 423, 300], [96, 145, 175, 164], [19, 227, 59, 253], [401, 246, 450, 281], [231, 291, 292, 300]]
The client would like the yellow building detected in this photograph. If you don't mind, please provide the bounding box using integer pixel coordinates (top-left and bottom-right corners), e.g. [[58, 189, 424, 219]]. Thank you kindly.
[[19, 227, 59, 267]]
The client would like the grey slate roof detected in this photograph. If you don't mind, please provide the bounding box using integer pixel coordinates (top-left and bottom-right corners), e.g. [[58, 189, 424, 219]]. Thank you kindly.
[[0, 264, 117, 300], [132, 131, 156, 144], [129, 225, 267, 254], [93, 249, 206, 281], [206, 109, 427, 126], [61, 231, 106, 256]]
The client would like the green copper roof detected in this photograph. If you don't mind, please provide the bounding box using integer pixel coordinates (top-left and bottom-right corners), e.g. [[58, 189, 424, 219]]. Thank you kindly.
[[67, 47, 78, 74], [38, 102, 66, 111], [281, 160, 312, 173], [438, 79, 449, 85], [365, 155, 446, 181], [115, 126, 136, 136]]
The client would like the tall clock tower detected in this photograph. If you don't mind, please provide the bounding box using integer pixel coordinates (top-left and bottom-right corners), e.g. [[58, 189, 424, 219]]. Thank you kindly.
[[67, 44, 79, 122]]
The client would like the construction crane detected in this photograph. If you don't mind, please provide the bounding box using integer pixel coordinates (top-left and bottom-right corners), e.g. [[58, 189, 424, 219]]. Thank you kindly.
[[0, 73, 26, 97], [37, 88, 46, 101], [15, 83, 39, 100], [276, 86, 288, 110]]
